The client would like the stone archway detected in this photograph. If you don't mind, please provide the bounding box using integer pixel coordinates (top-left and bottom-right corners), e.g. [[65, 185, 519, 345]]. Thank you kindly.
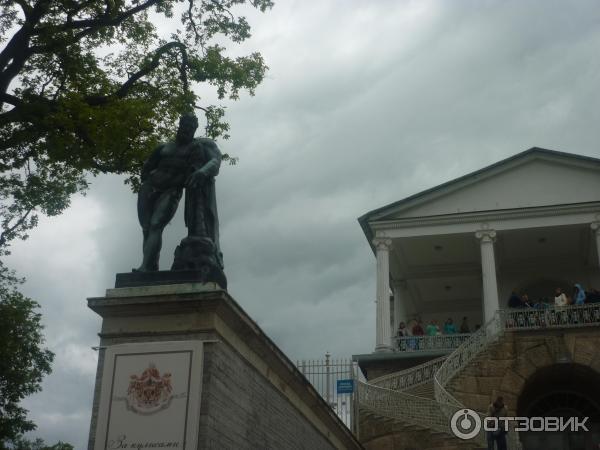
[[516, 363, 600, 450]]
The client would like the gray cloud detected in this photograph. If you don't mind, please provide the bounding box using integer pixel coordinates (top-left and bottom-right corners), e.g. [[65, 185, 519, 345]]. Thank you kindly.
[[6, 0, 600, 447]]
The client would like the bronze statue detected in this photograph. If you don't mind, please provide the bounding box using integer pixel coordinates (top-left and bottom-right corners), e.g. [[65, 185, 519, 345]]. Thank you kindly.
[[134, 113, 226, 288]]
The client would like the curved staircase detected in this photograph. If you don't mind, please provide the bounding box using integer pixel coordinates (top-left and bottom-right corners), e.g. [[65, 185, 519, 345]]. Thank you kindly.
[[358, 309, 537, 450]]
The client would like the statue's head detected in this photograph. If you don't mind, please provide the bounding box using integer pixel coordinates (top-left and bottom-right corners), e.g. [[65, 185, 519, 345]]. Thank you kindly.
[[176, 113, 199, 143]]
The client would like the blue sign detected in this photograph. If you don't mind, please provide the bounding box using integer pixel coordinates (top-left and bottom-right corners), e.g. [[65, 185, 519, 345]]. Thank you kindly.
[[336, 379, 354, 394]]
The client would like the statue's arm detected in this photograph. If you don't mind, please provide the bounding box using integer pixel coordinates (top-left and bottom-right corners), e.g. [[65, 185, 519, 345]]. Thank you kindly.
[[141, 144, 164, 181], [197, 139, 222, 177], [186, 139, 222, 188]]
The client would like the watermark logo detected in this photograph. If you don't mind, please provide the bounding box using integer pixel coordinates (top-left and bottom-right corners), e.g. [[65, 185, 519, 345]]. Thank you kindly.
[[450, 409, 481, 440], [450, 408, 589, 440]]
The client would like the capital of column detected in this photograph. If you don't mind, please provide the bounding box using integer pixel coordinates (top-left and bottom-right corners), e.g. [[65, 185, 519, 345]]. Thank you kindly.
[[591, 222, 600, 235], [475, 229, 497, 243], [373, 238, 392, 251]]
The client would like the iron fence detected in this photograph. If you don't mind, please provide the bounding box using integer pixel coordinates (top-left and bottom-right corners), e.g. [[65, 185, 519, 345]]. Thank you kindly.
[[296, 353, 358, 436]]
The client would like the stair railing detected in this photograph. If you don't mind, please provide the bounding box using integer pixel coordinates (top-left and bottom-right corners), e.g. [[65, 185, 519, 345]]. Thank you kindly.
[[358, 380, 463, 434], [434, 310, 503, 407], [369, 355, 446, 391], [360, 304, 600, 449], [434, 310, 525, 449]]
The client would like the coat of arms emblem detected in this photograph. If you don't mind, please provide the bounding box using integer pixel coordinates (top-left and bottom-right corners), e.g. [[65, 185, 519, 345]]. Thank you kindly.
[[126, 363, 173, 414]]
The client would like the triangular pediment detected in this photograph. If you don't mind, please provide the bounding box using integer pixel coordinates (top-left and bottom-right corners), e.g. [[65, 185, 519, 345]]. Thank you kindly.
[[362, 148, 600, 224]]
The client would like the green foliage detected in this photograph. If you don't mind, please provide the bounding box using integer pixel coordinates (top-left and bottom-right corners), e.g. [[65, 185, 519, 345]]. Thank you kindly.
[[3, 436, 73, 450], [0, 289, 54, 444], [0, 0, 273, 253], [0, 2, 272, 436]]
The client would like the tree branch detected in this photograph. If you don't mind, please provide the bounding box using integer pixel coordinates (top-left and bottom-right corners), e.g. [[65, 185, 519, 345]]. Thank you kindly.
[[208, 0, 235, 22], [187, 0, 201, 42], [0, 93, 24, 107], [34, 0, 162, 33], [13, 0, 33, 19], [86, 42, 188, 105], [0, 207, 34, 248], [0, 0, 50, 96]]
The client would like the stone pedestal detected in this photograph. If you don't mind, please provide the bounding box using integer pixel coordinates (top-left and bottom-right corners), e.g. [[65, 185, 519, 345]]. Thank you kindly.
[[171, 237, 227, 289], [87, 283, 361, 450]]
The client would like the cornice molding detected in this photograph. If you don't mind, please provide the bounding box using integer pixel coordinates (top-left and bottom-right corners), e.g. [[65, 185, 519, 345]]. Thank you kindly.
[[370, 202, 600, 231]]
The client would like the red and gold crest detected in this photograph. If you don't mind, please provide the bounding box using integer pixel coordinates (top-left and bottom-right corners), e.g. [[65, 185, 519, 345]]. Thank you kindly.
[[126, 363, 173, 414]]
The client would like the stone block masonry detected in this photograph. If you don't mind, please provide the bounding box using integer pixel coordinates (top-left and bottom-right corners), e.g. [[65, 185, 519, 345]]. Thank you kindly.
[[447, 328, 600, 415], [87, 283, 362, 450]]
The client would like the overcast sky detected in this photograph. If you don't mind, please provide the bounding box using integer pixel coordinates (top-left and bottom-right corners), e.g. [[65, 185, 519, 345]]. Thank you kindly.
[[5, 0, 600, 447]]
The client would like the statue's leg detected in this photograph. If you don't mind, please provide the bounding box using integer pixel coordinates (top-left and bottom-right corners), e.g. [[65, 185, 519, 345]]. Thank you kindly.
[[135, 184, 157, 271], [137, 183, 154, 248], [139, 188, 182, 271]]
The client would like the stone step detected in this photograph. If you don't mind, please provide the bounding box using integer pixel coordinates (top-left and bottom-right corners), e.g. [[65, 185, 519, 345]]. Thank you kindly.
[[404, 381, 436, 399]]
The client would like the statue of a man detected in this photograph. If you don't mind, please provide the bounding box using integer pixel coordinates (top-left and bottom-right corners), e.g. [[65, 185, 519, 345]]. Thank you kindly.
[[135, 113, 223, 273]]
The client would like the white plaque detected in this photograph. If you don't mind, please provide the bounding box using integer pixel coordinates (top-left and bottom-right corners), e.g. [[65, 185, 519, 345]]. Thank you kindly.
[[94, 341, 203, 450]]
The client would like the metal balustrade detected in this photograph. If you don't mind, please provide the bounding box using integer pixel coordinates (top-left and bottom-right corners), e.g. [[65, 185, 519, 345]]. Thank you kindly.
[[435, 309, 531, 448], [370, 355, 446, 391], [501, 303, 600, 330], [394, 333, 472, 352], [358, 381, 463, 434], [360, 304, 600, 448]]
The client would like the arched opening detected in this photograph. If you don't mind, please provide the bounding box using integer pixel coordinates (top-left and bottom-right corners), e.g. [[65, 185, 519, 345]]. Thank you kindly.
[[517, 364, 600, 450]]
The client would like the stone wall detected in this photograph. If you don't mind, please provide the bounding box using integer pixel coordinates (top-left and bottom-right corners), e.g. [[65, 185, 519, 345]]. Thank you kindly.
[[198, 338, 336, 449], [359, 410, 484, 450], [357, 328, 600, 450], [447, 328, 600, 414], [87, 284, 362, 450]]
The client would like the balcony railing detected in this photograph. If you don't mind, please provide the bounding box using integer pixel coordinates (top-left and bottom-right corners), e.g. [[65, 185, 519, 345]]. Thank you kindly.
[[502, 302, 600, 330], [361, 304, 600, 449], [393, 303, 600, 352], [394, 333, 472, 352]]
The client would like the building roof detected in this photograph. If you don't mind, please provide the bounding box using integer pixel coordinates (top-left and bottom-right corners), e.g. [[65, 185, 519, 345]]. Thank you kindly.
[[358, 147, 600, 248]]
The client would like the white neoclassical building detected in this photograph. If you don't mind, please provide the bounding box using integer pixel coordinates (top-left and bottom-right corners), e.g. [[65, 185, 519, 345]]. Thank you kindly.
[[359, 147, 600, 352]]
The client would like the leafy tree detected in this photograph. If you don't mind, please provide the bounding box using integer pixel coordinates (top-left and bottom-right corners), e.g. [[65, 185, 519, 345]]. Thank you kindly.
[[0, 0, 272, 438], [4, 436, 73, 450], [0, 288, 54, 445], [0, 0, 273, 257]]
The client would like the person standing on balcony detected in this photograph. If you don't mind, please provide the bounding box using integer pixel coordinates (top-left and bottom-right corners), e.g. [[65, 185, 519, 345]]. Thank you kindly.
[[396, 321, 409, 351], [508, 289, 524, 308], [531, 298, 548, 327], [554, 287, 569, 325], [426, 319, 440, 336], [587, 288, 600, 303], [555, 287, 568, 306], [443, 318, 457, 334], [459, 316, 470, 333], [574, 284, 586, 305], [521, 294, 533, 307], [396, 321, 409, 336], [487, 396, 508, 450], [412, 320, 425, 336]]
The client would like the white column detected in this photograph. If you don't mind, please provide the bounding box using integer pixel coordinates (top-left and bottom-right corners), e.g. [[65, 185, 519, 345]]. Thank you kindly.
[[392, 280, 408, 333], [373, 238, 392, 352], [591, 222, 600, 269], [476, 229, 500, 323]]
